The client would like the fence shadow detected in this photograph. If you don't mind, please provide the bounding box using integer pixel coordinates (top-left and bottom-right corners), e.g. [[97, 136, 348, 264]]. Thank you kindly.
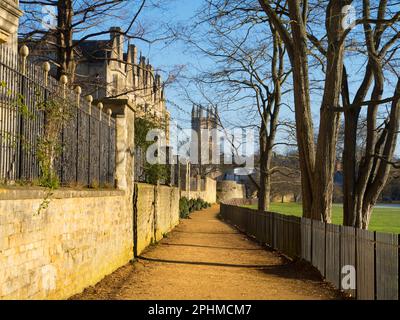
[[220, 198, 400, 301]]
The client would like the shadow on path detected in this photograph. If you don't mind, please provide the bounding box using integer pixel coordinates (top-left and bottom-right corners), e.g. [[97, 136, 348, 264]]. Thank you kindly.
[[160, 242, 265, 251], [138, 256, 284, 269], [71, 204, 341, 300]]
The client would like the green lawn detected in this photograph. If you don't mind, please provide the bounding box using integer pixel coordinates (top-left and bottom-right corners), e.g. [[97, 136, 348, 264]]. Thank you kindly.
[[245, 202, 400, 234]]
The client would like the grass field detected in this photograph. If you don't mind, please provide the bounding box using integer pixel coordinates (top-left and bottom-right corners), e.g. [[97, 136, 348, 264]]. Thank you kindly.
[[245, 203, 400, 234]]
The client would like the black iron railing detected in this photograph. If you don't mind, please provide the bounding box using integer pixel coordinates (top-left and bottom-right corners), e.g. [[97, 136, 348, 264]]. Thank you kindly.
[[0, 45, 116, 187]]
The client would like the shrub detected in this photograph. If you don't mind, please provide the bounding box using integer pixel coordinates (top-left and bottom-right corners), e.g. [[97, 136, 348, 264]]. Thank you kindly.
[[179, 197, 211, 219], [179, 197, 190, 219]]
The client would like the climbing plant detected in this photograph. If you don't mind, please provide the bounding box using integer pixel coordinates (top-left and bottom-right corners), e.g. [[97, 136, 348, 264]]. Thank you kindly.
[[134, 116, 170, 185], [1, 81, 73, 189], [35, 89, 73, 188]]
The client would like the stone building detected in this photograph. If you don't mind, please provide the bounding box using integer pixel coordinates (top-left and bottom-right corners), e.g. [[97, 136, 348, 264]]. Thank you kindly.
[[74, 28, 168, 123], [191, 105, 219, 177], [0, 0, 22, 52], [21, 27, 169, 134]]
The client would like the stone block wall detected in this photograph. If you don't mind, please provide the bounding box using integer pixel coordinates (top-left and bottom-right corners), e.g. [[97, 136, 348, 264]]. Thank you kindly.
[[0, 183, 181, 300], [0, 189, 132, 300], [136, 183, 179, 254], [0, 72, 181, 300], [0, 0, 23, 51], [136, 183, 155, 254], [216, 180, 246, 203], [181, 177, 217, 204]]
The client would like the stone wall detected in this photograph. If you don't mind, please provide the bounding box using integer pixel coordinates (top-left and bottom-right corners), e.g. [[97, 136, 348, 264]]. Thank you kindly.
[[0, 189, 132, 300], [0, 0, 23, 51], [271, 194, 296, 203], [216, 181, 246, 203], [136, 183, 179, 254], [181, 177, 217, 204], [0, 183, 181, 300], [0, 98, 181, 300]]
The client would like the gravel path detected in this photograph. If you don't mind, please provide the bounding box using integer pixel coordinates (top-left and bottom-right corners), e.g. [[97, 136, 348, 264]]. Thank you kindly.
[[72, 205, 341, 300]]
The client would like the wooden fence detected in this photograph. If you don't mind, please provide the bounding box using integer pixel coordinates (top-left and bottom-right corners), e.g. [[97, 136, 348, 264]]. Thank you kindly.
[[220, 199, 399, 300]]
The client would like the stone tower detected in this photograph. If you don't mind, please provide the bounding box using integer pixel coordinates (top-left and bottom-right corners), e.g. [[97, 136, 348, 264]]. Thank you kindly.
[[191, 105, 219, 177]]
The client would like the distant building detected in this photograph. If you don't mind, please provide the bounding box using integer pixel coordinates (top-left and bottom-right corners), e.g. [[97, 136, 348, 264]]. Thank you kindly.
[[21, 27, 169, 132], [191, 105, 219, 178], [0, 0, 23, 52]]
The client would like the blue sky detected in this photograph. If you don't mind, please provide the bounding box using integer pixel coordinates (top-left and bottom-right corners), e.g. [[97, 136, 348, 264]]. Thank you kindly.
[[135, 1, 399, 157], [137, 0, 206, 129], [22, 0, 398, 156]]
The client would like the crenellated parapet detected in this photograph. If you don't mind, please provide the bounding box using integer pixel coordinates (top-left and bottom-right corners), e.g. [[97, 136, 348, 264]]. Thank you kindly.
[[72, 26, 167, 126]]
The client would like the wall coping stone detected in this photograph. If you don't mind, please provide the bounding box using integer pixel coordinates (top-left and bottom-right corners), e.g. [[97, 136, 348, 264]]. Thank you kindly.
[[0, 187, 125, 200], [97, 98, 136, 116], [137, 182, 179, 192]]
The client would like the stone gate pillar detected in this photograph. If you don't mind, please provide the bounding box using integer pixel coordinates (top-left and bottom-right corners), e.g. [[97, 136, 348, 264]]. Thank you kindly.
[[0, 0, 23, 51], [100, 98, 135, 196]]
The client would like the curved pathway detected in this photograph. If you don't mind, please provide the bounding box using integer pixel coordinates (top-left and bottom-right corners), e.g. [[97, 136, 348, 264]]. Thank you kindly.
[[72, 205, 340, 300]]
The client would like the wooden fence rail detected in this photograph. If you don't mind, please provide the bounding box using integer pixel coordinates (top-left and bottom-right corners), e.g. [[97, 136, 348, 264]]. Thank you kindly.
[[220, 199, 399, 300]]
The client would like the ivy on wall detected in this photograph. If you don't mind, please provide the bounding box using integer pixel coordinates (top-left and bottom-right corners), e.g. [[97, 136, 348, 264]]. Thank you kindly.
[[134, 116, 170, 185], [1, 81, 72, 189]]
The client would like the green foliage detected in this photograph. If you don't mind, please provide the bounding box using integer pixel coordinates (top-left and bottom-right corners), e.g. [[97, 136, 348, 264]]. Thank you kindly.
[[135, 117, 157, 149], [35, 94, 72, 189], [1, 82, 72, 189], [179, 197, 211, 219], [135, 117, 169, 185], [179, 197, 190, 219], [144, 163, 169, 185]]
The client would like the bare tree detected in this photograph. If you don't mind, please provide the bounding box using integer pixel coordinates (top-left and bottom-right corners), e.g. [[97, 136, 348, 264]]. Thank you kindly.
[[19, 0, 158, 81], [257, 0, 355, 222], [182, 0, 290, 211], [270, 152, 301, 202], [341, 0, 400, 229]]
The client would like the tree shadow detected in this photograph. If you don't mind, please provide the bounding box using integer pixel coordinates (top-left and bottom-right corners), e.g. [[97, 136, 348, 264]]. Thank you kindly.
[[138, 256, 283, 269], [160, 242, 265, 251]]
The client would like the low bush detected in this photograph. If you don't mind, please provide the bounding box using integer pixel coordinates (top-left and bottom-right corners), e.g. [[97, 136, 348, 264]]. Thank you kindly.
[[179, 197, 211, 219], [179, 197, 190, 219]]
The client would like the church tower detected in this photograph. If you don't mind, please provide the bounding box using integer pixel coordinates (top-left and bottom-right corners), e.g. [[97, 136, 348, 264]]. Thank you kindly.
[[191, 105, 219, 177]]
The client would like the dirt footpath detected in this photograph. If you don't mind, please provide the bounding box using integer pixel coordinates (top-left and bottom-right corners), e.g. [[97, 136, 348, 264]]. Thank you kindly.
[[72, 205, 341, 300]]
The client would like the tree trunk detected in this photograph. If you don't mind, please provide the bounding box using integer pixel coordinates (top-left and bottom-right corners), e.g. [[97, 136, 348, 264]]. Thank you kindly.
[[284, 0, 315, 218], [345, 79, 400, 229], [258, 0, 349, 222], [342, 108, 360, 226], [257, 26, 282, 213], [342, 62, 373, 226], [311, 1, 348, 223], [341, 0, 400, 229], [258, 166, 271, 211], [258, 113, 272, 212], [288, 0, 346, 222], [57, 0, 75, 82]]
